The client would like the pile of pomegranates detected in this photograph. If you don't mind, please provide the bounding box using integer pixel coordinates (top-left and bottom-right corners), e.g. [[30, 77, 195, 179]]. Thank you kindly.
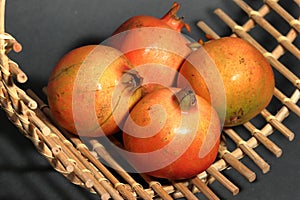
[[47, 2, 274, 180]]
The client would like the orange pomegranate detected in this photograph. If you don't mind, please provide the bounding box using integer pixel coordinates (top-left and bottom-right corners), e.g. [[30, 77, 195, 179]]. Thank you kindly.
[[113, 2, 190, 35], [109, 2, 192, 89], [122, 88, 221, 180], [47, 45, 143, 137], [178, 37, 275, 126]]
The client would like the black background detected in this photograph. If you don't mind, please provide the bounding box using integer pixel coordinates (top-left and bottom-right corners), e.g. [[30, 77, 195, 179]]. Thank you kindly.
[[0, 0, 299, 199]]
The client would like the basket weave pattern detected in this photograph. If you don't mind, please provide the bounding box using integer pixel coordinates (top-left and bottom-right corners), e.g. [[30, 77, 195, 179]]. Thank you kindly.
[[0, 0, 299, 199]]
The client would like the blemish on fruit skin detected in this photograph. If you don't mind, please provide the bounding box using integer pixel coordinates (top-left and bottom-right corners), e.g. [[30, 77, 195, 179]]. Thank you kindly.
[[49, 63, 80, 82], [230, 115, 241, 123], [239, 57, 245, 64], [229, 108, 244, 123]]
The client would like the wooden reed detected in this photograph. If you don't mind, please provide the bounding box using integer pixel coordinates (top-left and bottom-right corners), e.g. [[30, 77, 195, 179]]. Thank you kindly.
[[265, 0, 300, 33], [243, 122, 282, 158], [16, 87, 37, 109], [196, 21, 220, 40], [27, 89, 128, 200], [234, 0, 278, 35], [191, 177, 220, 200], [206, 166, 239, 195], [171, 181, 199, 200], [274, 88, 300, 117], [8, 59, 27, 83], [220, 149, 256, 182], [214, 8, 300, 90], [224, 128, 270, 174], [38, 88, 135, 199], [233, 0, 300, 60], [141, 174, 174, 200], [261, 109, 295, 141], [108, 135, 185, 200], [89, 139, 153, 200]]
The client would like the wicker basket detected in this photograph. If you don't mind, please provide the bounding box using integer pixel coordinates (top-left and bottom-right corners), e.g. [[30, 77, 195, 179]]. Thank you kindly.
[[0, 0, 299, 199]]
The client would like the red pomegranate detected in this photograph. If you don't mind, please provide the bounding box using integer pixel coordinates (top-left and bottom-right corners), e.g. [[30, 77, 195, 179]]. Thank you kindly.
[[113, 2, 190, 34], [122, 88, 221, 180], [109, 3, 192, 91]]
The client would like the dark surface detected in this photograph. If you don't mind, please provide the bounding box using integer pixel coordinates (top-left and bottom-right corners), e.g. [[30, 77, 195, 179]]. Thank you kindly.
[[0, 0, 299, 199]]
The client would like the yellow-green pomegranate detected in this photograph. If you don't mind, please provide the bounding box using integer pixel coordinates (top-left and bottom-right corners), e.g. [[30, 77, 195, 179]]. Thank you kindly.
[[178, 37, 275, 126]]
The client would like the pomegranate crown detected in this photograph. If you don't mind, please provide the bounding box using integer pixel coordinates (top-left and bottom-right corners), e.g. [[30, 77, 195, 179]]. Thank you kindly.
[[161, 2, 191, 32]]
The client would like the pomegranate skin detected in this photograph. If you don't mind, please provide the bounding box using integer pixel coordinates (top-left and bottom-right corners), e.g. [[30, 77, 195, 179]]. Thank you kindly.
[[123, 88, 221, 180], [178, 37, 275, 126], [113, 2, 190, 34], [109, 3, 192, 90], [47, 45, 142, 137]]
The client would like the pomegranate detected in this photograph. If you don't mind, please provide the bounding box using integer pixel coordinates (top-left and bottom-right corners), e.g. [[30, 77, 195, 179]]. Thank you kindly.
[[108, 2, 192, 90], [47, 45, 143, 137], [178, 37, 275, 126], [122, 88, 221, 180], [113, 2, 190, 34]]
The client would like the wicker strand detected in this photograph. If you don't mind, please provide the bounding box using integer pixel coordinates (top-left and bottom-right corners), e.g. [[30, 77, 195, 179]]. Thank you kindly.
[[206, 166, 239, 195], [261, 89, 300, 138], [220, 149, 256, 182], [191, 177, 220, 200], [171, 181, 199, 200], [17, 100, 31, 132], [8, 59, 27, 83], [1, 76, 20, 111], [108, 135, 181, 200], [0, 0, 5, 34], [37, 119, 114, 199], [274, 88, 300, 117], [0, 32, 22, 54], [139, 169, 174, 199], [48, 133, 98, 189], [27, 110, 51, 136], [196, 21, 220, 40], [233, 0, 277, 35], [16, 87, 37, 109], [243, 122, 282, 158], [272, 18, 299, 58], [233, 0, 300, 60], [223, 128, 270, 174], [89, 139, 153, 200], [214, 8, 300, 90], [27, 89, 124, 200], [2, 84, 49, 136], [261, 109, 295, 141], [29, 126, 72, 175], [264, 0, 300, 33], [70, 136, 136, 200]]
